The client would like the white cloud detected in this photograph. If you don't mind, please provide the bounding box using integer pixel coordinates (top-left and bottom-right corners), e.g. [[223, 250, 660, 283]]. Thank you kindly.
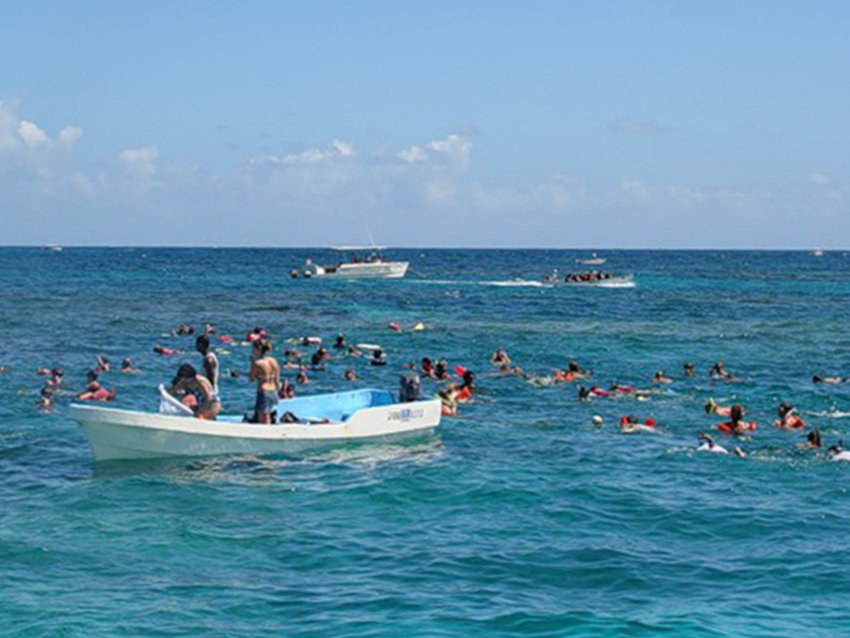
[[427, 134, 471, 168], [119, 145, 159, 178], [397, 145, 427, 163], [809, 173, 830, 186], [58, 125, 83, 146], [18, 120, 50, 147], [271, 138, 357, 165], [330, 138, 354, 157]]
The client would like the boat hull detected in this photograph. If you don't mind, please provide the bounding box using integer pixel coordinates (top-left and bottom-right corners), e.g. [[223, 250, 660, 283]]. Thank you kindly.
[[70, 397, 440, 461], [301, 261, 408, 280]]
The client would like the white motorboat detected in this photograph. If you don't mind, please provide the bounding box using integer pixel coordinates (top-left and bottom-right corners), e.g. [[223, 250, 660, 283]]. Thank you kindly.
[[45, 244, 63, 252], [576, 253, 606, 265], [293, 246, 408, 280], [811, 248, 825, 257], [69, 387, 440, 461]]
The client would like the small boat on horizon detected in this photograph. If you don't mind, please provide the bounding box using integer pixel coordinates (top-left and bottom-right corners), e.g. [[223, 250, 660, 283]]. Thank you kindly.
[[44, 244, 63, 252], [811, 248, 825, 257], [292, 246, 409, 280], [576, 253, 606, 265], [70, 387, 441, 461]]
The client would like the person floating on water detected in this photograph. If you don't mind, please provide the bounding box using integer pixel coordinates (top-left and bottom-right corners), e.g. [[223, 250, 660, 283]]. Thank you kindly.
[[169, 363, 219, 420], [310, 346, 329, 369], [120, 357, 140, 373], [344, 368, 357, 381], [651, 370, 672, 384], [370, 348, 387, 366], [153, 345, 179, 356], [797, 428, 821, 449], [719, 404, 756, 436], [279, 378, 296, 399], [774, 401, 806, 429], [77, 381, 116, 402], [704, 397, 733, 416], [175, 323, 195, 336], [296, 368, 310, 384], [491, 346, 511, 366], [347, 344, 362, 358], [196, 336, 220, 405], [434, 360, 450, 380], [333, 333, 346, 350], [812, 374, 846, 384], [421, 357, 436, 379], [683, 362, 697, 377], [709, 360, 732, 379], [249, 339, 280, 424], [696, 433, 745, 457]]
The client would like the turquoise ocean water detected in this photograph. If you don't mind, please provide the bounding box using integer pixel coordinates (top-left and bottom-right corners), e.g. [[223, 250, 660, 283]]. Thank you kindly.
[[3, 248, 850, 636]]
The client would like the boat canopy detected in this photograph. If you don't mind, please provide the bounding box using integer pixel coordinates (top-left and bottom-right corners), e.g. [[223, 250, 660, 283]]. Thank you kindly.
[[331, 245, 389, 252]]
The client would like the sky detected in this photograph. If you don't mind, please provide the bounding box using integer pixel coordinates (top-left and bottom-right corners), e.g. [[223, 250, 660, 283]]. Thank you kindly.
[[0, 0, 848, 248]]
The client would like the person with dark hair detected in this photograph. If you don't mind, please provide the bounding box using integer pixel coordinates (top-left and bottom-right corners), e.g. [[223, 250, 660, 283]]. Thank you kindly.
[[249, 339, 280, 424], [196, 335, 219, 402], [683, 362, 697, 377], [774, 401, 806, 429], [120, 357, 140, 373], [370, 348, 387, 366], [454, 370, 475, 402], [720, 404, 755, 435], [169, 363, 219, 420], [333, 333, 346, 349], [420, 357, 436, 379]]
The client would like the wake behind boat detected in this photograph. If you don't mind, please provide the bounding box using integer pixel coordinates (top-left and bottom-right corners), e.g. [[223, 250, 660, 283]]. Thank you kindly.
[[70, 387, 440, 461], [292, 246, 408, 280]]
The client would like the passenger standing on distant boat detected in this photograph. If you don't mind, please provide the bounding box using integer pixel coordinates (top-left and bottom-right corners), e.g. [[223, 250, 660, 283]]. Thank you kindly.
[[249, 339, 280, 424], [196, 336, 220, 402]]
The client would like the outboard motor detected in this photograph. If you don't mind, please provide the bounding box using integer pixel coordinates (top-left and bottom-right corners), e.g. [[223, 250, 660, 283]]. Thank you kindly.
[[399, 372, 422, 402]]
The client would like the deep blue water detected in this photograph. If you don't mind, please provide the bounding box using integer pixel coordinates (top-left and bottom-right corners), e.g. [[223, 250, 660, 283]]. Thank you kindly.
[[3, 247, 850, 637]]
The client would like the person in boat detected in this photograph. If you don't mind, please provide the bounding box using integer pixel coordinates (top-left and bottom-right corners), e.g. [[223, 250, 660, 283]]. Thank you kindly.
[[370, 348, 387, 366], [77, 381, 116, 402], [720, 404, 754, 435], [774, 401, 806, 429], [491, 346, 511, 366], [196, 336, 220, 404], [813, 374, 846, 384], [333, 333, 346, 349], [683, 362, 697, 377], [344, 368, 357, 381], [296, 368, 310, 384], [120, 357, 140, 373], [704, 397, 733, 416], [170, 363, 219, 420], [153, 345, 179, 356], [651, 370, 672, 384], [347, 344, 362, 358], [709, 361, 732, 379], [249, 339, 280, 424]]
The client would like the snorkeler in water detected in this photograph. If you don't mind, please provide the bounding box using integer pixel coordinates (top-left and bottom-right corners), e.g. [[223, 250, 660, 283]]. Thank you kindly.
[[774, 401, 806, 429]]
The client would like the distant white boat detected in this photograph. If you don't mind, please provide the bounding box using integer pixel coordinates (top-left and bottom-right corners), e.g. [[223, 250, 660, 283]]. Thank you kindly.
[[69, 387, 440, 461], [293, 246, 408, 280], [576, 253, 606, 265], [45, 244, 63, 252], [811, 248, 825, 257]]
